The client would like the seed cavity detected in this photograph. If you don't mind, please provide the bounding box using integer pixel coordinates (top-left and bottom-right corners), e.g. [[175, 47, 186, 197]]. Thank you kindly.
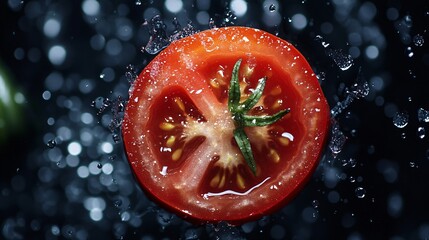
[[270, 87, 282, 95], [210, 172, 226, 188]]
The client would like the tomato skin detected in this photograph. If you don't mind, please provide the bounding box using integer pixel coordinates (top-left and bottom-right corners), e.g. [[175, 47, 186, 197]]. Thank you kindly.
[[122, 26, 330, 225]]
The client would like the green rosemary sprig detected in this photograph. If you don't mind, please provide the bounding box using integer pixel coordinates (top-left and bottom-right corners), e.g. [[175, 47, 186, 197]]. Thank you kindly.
[[228, 59, 290, 175]]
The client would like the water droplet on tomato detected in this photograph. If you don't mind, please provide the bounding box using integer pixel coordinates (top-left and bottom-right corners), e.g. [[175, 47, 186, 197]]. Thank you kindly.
[[268, 4, 276, 12]]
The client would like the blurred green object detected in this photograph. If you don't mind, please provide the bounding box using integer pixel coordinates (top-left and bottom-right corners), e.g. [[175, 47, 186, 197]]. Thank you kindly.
[[0, 59, 25, 143]]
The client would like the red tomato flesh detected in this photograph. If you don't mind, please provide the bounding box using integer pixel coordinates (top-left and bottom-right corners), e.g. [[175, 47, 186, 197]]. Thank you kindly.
[[122, 27, 330, 225]]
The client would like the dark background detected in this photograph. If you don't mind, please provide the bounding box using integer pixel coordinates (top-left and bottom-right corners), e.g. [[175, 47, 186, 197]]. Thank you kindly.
[[1, 0, 429, 239]]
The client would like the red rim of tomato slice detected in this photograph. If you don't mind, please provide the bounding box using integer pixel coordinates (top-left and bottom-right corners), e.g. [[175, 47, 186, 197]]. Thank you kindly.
[[122, 26, 330, 225]]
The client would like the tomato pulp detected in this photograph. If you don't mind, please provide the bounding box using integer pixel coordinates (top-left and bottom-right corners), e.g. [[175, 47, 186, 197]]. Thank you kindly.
[[122, 26, 330, 225]]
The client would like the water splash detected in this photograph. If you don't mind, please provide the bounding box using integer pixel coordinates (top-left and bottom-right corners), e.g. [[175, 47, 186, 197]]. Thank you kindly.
[[142, 15, 170, 55], [169, 18, 197, 42], [327, 49, 354, 71], [142, 15, 199, 55], [315, 35, 354, 71], [330, 71, 369, 117], [91, 95, 125, 142], [328, 120, 346, 156]]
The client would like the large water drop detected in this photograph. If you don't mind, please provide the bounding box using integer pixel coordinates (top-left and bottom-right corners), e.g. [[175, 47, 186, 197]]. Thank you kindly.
[[393, 111, 409, 128]]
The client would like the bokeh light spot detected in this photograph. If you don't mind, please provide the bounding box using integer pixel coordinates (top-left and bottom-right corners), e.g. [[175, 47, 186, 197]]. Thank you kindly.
[[68, 142, 82, 156], [230, 0, 248, 17], [48, 45, 67, 66]]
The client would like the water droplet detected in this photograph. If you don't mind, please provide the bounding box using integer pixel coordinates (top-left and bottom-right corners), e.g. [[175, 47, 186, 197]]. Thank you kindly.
[[97, 163, 102, 169], [349, 176, 356, 183], [269, 4, 276, 12], [404, 15, 413, 27], [400, 132, 407, 139], [312, 200, 319, 208], [406, 46, 414, 57], [114, 199, 123, 208], [348, 80, 370, 99], [418, 108, 429, 122], [328, 121, 346, 155], [413, 34, 424, 47], [314, 35, 330, 48], [157, 210, 173, 226], [418, 127, 426, 139], [409, 161, 416, 168], [355, 187, 366, 198], [47, 139, 57, 148], [135, 0, 141, 5], [144, 15, 170, 55], [208, 18, 216, 29], [393, 111, 409, 128], [327, 49, 354, 71], [112, 133, 121, 143]]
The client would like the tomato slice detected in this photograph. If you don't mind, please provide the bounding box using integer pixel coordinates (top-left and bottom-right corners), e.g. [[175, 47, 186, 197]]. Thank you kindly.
[[122, 26, 330, 225]]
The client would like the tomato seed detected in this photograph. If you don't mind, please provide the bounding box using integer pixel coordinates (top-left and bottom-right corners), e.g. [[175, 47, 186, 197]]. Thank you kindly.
[[210, 174, 220, 188], [160, 122, 175, 131], [174, 97, 185, 112], [172, 148, 183, 161], [166, 135, 176, 147], [236, 173, 246, 189], [278, 137, 290, 146], [269, 148, 280, 163]]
